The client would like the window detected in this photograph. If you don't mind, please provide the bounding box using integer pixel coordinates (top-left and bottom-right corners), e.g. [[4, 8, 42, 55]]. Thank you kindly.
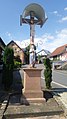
[[66, 47, 67, 51]]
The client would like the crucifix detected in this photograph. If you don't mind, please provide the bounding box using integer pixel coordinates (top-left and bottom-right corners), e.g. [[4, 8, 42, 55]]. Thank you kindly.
[[20, 3, 47, 67]]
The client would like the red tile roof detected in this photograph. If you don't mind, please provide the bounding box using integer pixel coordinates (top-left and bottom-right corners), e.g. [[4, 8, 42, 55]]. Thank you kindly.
[[50, 44, 67, 57]]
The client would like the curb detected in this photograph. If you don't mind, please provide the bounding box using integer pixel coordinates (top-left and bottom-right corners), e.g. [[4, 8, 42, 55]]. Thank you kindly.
[[0, 95, 10, 119], [53, 92, 67, 118], [0, 97, 9, 119]]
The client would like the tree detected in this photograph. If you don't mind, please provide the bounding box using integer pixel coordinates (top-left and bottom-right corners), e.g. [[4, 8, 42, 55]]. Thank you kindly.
[[44, 58, 52, 89], [2, 47, 14, 90]]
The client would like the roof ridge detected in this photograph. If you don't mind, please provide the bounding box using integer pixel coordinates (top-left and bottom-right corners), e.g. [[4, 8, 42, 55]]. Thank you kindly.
[[50, 44, 67, 57]]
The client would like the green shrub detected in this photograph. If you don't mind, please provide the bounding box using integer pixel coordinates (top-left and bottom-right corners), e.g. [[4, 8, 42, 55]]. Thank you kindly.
[[2, 47, 14, 90], [14, 55, 21, 63], [14, 55, 22, 68], [14, 61, 22, 68], [44, 58, 52, 89]]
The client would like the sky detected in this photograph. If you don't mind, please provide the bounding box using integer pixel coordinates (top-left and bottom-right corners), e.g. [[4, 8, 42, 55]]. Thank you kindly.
[[0, 0, 67, 53]]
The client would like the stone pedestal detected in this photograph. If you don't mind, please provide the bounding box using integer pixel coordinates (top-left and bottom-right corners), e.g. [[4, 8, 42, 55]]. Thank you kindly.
[[22, 68, 45, 103]]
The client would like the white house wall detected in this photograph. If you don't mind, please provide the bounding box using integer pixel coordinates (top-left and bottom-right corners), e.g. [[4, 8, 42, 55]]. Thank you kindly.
[[62, 53, 67, 61]]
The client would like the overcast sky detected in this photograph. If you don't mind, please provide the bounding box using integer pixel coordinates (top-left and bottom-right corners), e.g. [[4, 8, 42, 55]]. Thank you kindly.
[[0, 0, 67, 52]]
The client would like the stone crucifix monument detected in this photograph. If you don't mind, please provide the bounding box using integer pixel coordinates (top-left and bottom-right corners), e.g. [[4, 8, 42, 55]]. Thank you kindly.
[[20, 3, 47, 103]]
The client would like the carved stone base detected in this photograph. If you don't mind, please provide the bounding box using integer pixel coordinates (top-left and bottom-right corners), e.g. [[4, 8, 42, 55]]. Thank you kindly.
[[22, 68, 45, 103]]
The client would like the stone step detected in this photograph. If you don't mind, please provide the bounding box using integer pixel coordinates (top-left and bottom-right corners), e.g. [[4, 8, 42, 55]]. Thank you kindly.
[[4, 102, 64, 119]]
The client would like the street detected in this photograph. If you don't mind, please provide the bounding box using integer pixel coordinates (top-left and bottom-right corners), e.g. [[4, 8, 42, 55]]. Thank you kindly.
[[37, 64, 67, 90], [52, 70, 67, 89]]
